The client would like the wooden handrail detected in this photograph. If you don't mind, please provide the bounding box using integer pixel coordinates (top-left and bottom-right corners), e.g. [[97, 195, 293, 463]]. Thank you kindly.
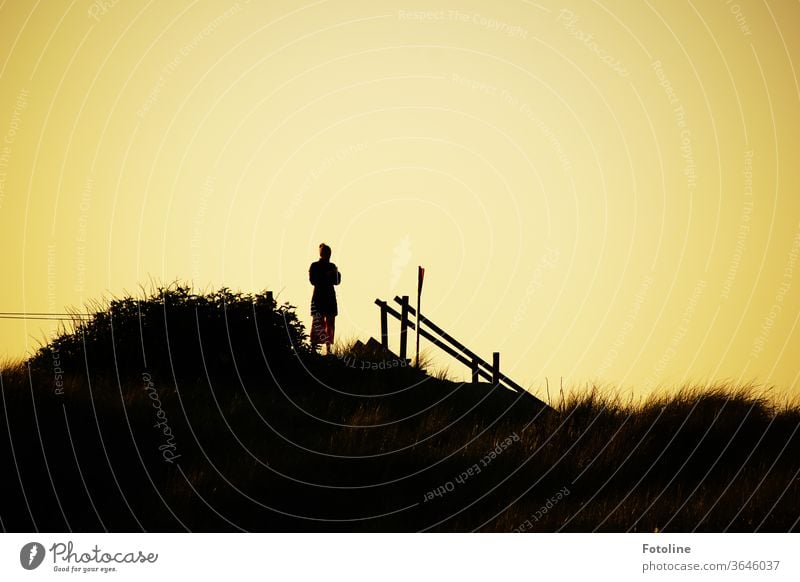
[[393, 296, 483, 363], [392, 295, 526, 393], [374, 299, 493, 382], [373, 296, 528, 394]]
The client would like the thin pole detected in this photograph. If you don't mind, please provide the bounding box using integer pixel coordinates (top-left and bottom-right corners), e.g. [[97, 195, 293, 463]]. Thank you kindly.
[[416, 266, 424, 368]]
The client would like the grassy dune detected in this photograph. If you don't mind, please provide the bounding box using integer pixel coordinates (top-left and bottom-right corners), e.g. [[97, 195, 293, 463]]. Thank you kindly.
[[1, 285, 798, 532]]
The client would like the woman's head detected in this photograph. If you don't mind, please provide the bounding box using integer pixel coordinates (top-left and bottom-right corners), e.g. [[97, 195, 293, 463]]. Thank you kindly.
[[319, 243, 332, 260]]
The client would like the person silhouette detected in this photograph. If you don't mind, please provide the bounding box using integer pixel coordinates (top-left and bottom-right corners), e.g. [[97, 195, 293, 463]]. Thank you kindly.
[[309, 243, 341, 354]]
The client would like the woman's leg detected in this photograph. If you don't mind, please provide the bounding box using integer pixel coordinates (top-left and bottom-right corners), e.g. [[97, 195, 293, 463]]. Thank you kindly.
[[324, 314, 335, 354], [311, 314, 325, 351]]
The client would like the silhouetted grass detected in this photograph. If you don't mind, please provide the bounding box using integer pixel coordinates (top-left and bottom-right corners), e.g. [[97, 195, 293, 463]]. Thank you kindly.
[[0, 285, 797, 532]]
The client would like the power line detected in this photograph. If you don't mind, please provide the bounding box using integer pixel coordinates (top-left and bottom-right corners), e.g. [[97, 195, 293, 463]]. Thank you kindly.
[[0, 311, 89, 316], [0, 312, 93, 321], [0, 315, 86, 321]]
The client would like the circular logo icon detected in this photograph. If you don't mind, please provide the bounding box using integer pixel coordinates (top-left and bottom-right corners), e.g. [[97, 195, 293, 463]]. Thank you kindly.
[[20, 542, 46, 570]]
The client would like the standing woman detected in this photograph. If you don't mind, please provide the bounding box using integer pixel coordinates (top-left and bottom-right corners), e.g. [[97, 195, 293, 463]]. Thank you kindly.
[[309, 243, 341, 354]]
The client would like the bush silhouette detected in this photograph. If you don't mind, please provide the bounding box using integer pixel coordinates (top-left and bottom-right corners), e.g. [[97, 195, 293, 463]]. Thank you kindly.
[[29, 284, 308, 381]]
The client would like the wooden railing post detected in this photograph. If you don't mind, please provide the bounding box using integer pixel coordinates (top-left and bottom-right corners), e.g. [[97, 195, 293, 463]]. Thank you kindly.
[[380, 301, 388, 349], [472, 356, 480, 383], [492, 352, 500, 385], [399, 295, 409, 360]]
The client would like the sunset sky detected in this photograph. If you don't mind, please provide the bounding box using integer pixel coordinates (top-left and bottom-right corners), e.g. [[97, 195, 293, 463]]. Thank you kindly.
[[1, 0, 798, 399]]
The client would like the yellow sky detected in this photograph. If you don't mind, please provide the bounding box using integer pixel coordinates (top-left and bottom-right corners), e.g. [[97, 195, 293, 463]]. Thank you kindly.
[[1, 0, 798, 398]]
